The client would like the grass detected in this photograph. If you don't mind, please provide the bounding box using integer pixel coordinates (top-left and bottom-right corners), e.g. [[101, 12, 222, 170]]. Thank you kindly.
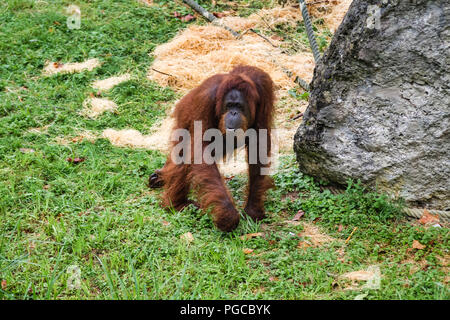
[[0, 0, 448, 300]]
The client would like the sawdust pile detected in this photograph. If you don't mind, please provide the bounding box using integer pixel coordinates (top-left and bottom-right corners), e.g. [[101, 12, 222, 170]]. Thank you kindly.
[[220, 5, 305, 32], [148, 6, 316, 93], [102, 117, 175, 153], [148, 2, 351, 92], [149, 25, 315, 92], [103, 128, 155, 149], [92, 74, 131, 92], [222, 2, 351, 32], [81, 97, 118, 118], [43, 58, 101, 76]]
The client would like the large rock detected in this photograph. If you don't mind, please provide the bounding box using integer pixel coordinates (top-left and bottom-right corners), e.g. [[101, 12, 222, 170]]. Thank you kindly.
[[294, 0, 449, 210]]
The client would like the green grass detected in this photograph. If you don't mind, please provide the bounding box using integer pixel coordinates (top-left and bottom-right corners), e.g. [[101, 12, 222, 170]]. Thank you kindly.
[[0, 0, 448, 300]]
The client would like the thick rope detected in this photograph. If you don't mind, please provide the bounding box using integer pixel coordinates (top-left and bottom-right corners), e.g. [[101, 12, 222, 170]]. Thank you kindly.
[[403, 207, 450, 222], [298, 0, 321, 63]]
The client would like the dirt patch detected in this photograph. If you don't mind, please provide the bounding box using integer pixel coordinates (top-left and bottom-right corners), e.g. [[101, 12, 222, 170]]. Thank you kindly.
[[42, 58, 101, 76]]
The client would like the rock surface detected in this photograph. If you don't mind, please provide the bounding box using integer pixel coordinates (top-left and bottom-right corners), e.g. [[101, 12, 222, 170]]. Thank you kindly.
[[294, 0, 449, 210]]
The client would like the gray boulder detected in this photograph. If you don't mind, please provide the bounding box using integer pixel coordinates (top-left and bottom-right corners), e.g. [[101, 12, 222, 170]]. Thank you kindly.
[[294, 0, 450, 210]]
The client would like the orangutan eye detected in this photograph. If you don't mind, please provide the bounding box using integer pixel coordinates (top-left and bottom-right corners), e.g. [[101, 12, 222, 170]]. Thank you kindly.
[[227, 102, 242, 110]]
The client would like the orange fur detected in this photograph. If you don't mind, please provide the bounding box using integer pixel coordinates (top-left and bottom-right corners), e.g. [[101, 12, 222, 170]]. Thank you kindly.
[[149, 65, 275, 232]]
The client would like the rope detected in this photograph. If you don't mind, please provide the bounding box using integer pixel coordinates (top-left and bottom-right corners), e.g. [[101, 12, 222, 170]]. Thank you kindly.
[[403, 208, 450, 222], [298, 0, 321, 63]]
